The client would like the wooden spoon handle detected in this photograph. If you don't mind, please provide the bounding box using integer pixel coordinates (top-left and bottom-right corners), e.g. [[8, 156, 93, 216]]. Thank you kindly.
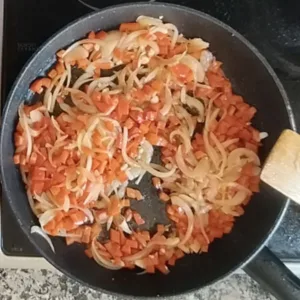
[[261, 129, 300, 205]]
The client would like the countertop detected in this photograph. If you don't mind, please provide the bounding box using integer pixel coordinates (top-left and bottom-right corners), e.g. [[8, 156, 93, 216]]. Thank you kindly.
[[0, 269, 275, 300]]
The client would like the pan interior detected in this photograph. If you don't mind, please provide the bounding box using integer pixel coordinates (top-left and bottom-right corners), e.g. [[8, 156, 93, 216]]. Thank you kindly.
[[0, 3, 292, 297]]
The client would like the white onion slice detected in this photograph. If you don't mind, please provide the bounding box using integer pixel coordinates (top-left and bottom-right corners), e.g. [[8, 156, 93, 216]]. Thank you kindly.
[[227, 148, 260, 167], [119, 219, 132, 234], [91, 239, 122, 270], [259, 132, 269, 140], [31, 226, 55, 253], [180, 55, 205, 83], [39, 209, 59, 227], [121, 127, 140, 167], [136, 15, 163, 27], [171, 196, 194, 246], [70, 206, 94, 223], [203, 129, 219, 170], [175, 146, 195, 177], [213, 190, 248, 206], [18, 105, 33, 160], [138, 160, 176, 178], [123, 246, 154, 262], [189, 38, 209, 52], [222, 138, 239, 149], [64, 46, 89, 63], [186, 95, 205, 122], [51, 70, 68, 113], [29, 110, 43, 123], [175, 106, 195, 136], [193, 157, 210, 181], [170, 127, 192, 153], [210, 132, 227, 176], [200, 50, 214, 71]]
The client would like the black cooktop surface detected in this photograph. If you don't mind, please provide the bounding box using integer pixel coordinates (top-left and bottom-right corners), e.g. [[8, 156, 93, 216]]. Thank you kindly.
[[1, 0, 300, 258]]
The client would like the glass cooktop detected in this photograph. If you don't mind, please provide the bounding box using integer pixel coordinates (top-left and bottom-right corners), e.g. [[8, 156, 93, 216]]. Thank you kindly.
[[1, 0, 300, 259]]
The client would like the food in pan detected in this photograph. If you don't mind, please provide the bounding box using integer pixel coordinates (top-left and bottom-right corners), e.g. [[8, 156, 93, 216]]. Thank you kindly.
[[13, 16, 265, 274]]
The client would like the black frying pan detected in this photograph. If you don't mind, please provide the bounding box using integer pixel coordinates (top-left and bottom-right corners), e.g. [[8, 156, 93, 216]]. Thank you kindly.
[[1, 3, 300, 299]]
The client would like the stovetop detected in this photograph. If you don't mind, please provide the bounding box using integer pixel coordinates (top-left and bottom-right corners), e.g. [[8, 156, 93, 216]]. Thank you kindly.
[[1, 0, 300, 261]]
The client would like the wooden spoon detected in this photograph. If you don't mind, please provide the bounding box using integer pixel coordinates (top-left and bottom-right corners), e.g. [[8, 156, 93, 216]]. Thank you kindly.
[[261, 129, 300, 204]]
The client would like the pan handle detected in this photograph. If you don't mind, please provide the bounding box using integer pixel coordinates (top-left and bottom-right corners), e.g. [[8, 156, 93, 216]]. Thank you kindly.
[[243, 246, 300, 300]]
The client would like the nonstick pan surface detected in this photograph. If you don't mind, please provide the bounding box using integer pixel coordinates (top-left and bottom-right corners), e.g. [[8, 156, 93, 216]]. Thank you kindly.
[[1, 3, 299, 299]]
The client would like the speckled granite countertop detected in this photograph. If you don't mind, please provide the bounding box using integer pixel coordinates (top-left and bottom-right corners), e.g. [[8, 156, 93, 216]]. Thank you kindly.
[[0, 269, 275, 300]]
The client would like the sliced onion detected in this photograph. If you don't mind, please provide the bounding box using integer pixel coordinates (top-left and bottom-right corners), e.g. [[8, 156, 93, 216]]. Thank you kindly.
[[83, 183, 103, 206], [107, 216, 113, 231], [62, 39, 106, 58], [152, 237, 180, 247], [193, 157, 210, 181], [26, 189, 39, 216], [51, 70, 68, 113], [138, 160, 176, 178], [159, 51, 187, 66], [20, 167, 28, 184], [64, 46, 89, 63], [210, 132, 227, 176], [123, 245, 154, 262], [101, 38, 120, 59], [227, 148, 260, 167], [200, 50, 214, 71], [59, 103, 77, 118], [55, 230, 81, 238], [62, 195, 70, 212], [170, 127, 192, 153], [119, 219, 132, 234], [185, 151, 198, 167], [175, 106, 195, 136], [121, 127, 139, 167], [65, 87, 94, 106], [180, 86, 187, 104], [175, 146, 195, 177], [71, 206, 94, 223], [203, 129, 219, 170], [222, 167, 241, 182], [120, 30, 147, 49], [44, 74, 61, 111], [213, 190, 248, 206], [38, 209, 59, 227], [177, 194, 199, 212], [126, 68, 142, 92], [171, 196, 194, 246], [225, 182, 252, 195], [189, 38, 209, 52], [91, 239, 122, 270], [142, 67, 160, 84], [31, 226, 55, 253], [34, 192, 54, 209], [164, 23, 179, 48], [117, 66, 128, 87], [51, 116, 65, 136], [18, 105, 32, 160], [186, 95, 205, 122], [65, 63, 72, 88], [205, 176, 220, 201], [73, 72, 94, 89], [259, 132, 269, 140], [136, 15, 163, 27], [196, 213, 210, 244], [222, 138, 239, 149], [29, 110, 43, 123], [180, 55, 205, 83], [117, 180, 128, 198]]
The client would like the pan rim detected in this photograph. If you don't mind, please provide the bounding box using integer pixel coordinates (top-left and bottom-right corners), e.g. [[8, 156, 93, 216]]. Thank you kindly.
[[0, 1, 296, 298]]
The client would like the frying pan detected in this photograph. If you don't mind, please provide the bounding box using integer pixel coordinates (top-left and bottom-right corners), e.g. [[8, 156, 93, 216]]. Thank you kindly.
[[1, 2, 300, 299]]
